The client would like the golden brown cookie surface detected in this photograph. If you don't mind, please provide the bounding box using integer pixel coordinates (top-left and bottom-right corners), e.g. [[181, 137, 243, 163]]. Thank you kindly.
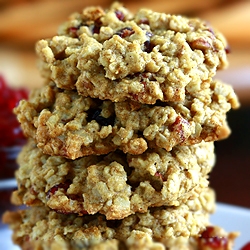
[[4, 188, 216, 250], [13, 140, 214, 219], [36, 2, 229, 104], [14, 80, 238, 159]]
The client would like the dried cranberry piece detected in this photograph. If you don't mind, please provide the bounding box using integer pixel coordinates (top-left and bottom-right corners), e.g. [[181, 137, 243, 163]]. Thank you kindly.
[[225, 45, 231, 54], [115, 10, 125, 21], [138, 18, 149, 25], [170, 116, 190, 143], [129, 93, 139, 102], [143, 32, 154, 53], [47, 180, 71, 199], [155, 172, 165, 181], [87, 108, 115, 126], [24, 235, 30, 243], [199, 226, 228, 248], [47, 180, 89, 215], [116, 27, 135, 38], [91, 24, 101, 34], [67, 23, 84, 38], [241, 242, 250, 250], [128, 73, 154, 102], [89, 19, 102, 34], [144, 40, 154, 53], [68, 27, 79, 38]]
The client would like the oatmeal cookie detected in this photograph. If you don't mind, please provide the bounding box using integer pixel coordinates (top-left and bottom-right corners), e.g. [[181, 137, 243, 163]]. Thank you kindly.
[[12, 140, 214, 220], [14, 79, 238, 159], [3, 188, 226, 250], [36, 2, 229, 104]]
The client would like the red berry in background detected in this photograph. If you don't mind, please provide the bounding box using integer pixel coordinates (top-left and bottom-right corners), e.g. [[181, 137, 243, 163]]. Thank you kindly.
[[199, 226, 228, 249], [241, 242, 250, 250], [0, 75, 28, 179], [0, 75, 28, 147]]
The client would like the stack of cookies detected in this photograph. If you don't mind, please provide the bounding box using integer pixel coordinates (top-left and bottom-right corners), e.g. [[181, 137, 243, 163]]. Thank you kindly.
[[3, 2, 240, 249]]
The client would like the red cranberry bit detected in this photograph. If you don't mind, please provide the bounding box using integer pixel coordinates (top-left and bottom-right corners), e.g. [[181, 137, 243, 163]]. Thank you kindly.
[[129, 93, 140, 102], [138, 18, 149, 25], [68, 23, 84, 38], [137, 72, 153, 87], [46, 180, 71, 198], [241, 242, 250, 250], [155, 172, 163, 178], [24, 235, 30, 243], [128, 73, 153, 102], [144, 40, 154, 53], [170, 116, 190, 143], [199, 226, 228, 249], [225, 45, 231, 54], [115, 10, 125, 21], [116, 27, 135, 38], [46, 180, 89, 215], [155, 172, 166, 181], [90, 19, 102, 34], [144, 31, 154, 53], [201, 226, 215, 238], [68, 27, 79, 38], [92, 24, 101, 34], [30, 187, 38, 196]]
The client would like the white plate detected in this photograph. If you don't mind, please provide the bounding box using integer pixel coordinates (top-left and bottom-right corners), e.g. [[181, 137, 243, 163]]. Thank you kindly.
[[210, 203, 250, 249], [1, 203, 249, 250]]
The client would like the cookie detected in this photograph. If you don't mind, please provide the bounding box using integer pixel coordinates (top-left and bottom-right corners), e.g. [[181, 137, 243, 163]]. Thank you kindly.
[[12, 139, 214, 220], [4, 188, 224, 250], [14, 79, 238, 159], [36, 2, 229, 104]]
